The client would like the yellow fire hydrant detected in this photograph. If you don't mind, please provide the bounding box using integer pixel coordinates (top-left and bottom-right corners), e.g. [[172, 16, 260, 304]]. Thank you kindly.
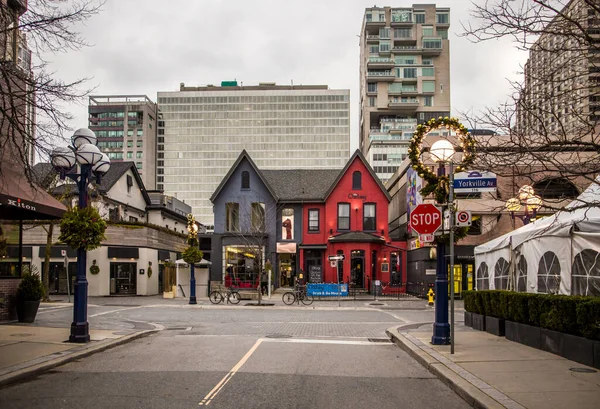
[[427, 288, 435, 306]]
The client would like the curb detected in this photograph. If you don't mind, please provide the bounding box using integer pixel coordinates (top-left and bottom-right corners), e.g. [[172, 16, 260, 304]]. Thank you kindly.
[[0, 329, 159, 388], [386, 327, 524, 409]]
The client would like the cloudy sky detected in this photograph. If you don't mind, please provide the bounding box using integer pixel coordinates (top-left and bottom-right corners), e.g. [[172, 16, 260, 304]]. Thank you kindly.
[[45, 0, 529, 151]]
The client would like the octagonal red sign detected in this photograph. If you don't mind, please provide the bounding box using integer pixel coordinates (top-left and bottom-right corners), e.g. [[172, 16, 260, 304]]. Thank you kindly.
[[410, 203, 442, 235]]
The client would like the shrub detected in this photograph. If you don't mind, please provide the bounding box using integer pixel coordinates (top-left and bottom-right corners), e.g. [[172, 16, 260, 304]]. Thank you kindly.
[[59, 206, 106, 251], [17, 266, 45, 301], [577, 299, 600, 341], [182, 246, 203, 265]]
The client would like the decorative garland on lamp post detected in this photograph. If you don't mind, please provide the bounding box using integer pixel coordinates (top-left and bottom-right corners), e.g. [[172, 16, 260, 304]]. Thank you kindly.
[[407, 116, 477, 242]]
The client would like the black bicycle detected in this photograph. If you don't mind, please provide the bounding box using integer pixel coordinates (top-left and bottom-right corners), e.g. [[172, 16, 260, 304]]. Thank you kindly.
[[209, 287, 241, 304], [282, 284, 314, 306]]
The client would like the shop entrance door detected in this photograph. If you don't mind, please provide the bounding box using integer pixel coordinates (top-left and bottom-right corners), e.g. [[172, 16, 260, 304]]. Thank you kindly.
[[350, 250, 365, 288], [110, 262, 137, 295]]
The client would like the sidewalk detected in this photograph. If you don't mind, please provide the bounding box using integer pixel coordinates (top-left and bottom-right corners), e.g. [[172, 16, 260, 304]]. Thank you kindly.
[[0, 323, 157, 387], [387, 327, 600, 409]]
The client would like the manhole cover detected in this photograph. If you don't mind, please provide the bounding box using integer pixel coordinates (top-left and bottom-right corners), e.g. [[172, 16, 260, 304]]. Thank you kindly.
[[266, 334, 292, 339], [10, 333, 33, 337], [569, 367, 597, 373], [367, 338, 393, 343]]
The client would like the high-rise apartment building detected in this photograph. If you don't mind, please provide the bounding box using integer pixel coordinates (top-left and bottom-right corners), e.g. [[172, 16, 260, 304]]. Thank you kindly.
[[157, 82, 350, 226], [359, 5, 451, 184], [517, 0, 599, 136], [88, 95, 158, 189]]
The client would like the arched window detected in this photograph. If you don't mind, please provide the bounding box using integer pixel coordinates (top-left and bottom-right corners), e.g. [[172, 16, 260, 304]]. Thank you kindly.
[[533, 178, 578, 200], [476, 262, 489, 290], [241, 171, 250, 189], [352, 171, 362, 190], [572, 249, 600, 296], [517, 255, 528, 292], [494, 258, 509, 290], [537, 251, 561, 294]]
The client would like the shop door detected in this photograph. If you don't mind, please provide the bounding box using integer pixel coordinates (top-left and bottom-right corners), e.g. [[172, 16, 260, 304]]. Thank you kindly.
[[350, 250, 365, 288], [110, 263, 137, 295]]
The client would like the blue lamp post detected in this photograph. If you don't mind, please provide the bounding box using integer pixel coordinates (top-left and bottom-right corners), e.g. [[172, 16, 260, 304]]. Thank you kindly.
[[51, 128, 110, 343], [430, 139, 455, 346], [187, 213, 199, 305]]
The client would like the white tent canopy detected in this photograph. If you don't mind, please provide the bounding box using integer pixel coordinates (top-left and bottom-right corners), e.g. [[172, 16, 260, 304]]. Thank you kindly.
[[175, 258, 211, 298], [474, 177, 600, 296]]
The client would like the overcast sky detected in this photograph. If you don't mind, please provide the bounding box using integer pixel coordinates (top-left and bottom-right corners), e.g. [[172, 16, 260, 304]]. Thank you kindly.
[[45, 0, 529, 151]]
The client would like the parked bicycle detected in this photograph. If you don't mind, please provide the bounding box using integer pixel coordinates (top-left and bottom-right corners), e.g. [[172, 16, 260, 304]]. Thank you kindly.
[[209, 287, 241, 304], [282, 284, 314, 306]]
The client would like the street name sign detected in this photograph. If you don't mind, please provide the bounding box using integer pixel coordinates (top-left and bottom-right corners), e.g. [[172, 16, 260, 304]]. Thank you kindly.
[[453, 171, 497, 193], [410, 203, 442, 235]]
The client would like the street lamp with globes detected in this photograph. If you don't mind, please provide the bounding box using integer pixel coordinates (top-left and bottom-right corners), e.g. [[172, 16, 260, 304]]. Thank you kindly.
[[429, 139, 456, 346], [505, 185, 542, 226], [51, 128, 110, 343]]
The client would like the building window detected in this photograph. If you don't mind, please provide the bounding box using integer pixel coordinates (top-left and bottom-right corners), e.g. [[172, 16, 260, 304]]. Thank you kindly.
[[436, 12, 449, 24], [438, 28, 448, 39], [136, 141, 143, 148], [136, 162, 142, 170], [338, 203, 350, 230], [282, 208, 294, 240], [422, 67, 434, 76], [127, 130, 133, 137], [226, 203, 239, 232], [241, 171, 250, 189], [379, 40, 391, 53], [136, 152, 142, 158], [363, 203, 376, 231], [422, 26, 434, 37], [403, 68, 417, 78], [422, 80, 436, 93], [308, 209, 319, 232], [424, 96, 433, 106], [352, 171, 362, 190], [127, 141, 133, 148], [368, 97, 376, 107], [126, 174, 133, 194], [126, 152, 133, 159], [251, 202, 265, 232], [137, 129, 143, 137], [128, 216, 138, 222], [415, 12, 425, 24], [367, 83, 377, 93]]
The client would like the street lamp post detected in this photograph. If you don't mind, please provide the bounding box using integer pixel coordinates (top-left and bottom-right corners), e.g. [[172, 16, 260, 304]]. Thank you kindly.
[[187, 213, 199, 305], [430, 139, 455, 346], [51, 128, 110, 343], [505, 185, 542, 226]]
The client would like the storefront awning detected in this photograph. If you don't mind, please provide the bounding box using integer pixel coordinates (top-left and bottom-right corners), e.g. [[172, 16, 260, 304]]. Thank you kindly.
[[298, 244, 327, 250], [0, 162, 67, 220], [277, 242, 297, 253], [108, 247, 139, 259]]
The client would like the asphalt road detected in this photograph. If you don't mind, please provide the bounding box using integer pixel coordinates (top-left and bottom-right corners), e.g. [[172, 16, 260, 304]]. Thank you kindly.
[[0, 301, 470, 409]]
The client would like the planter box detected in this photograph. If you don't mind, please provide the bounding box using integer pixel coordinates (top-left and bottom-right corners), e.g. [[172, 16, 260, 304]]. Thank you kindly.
[[541, 328, 564, 356], [486, 316, 505, 337], [16, 299, 41, 323], [562, 333, 595, 368], [594, 341, 600, 369], [464, 311, 473, 327], [506, 321, 541, 349], [472, 313, 486, 331]]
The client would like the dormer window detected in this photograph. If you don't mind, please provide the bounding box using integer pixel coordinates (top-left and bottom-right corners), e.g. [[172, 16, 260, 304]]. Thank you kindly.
[[241, 171, 250, 189], [352, 171, 362, 190]]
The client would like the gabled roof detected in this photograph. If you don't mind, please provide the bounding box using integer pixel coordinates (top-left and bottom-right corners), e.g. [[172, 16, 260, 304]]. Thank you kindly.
[[47, 161, 150, 205], [261, 169, 341, 201], [324, 149, 392, 202], [210, 150, 278, 202]]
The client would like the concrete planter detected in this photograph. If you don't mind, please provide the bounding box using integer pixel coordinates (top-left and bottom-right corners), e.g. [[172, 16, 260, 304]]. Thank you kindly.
[[16, 299, 41, 323], [506, 321, 541, 349], [464, 311, 473, 327], [562, 332, 597, 369], [485, 316, 505, 337], [472, 313, 486, 331]]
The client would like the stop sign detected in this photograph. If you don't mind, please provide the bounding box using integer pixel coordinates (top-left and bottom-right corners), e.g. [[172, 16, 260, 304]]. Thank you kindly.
[[410, 203, 442, 235]]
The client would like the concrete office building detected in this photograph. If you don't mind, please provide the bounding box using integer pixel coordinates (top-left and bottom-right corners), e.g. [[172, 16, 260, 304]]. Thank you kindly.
[[517, 0, 600, 136], [157, 82, 350, 227], [359, 5, 451, 184], [88, 95, 158, 190]]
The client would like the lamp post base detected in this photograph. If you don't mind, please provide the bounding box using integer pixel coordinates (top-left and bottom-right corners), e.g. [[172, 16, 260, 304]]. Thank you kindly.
[[189, 297, 197, 305], [69, 322, 90, 343], [431, 323, 451, 345]]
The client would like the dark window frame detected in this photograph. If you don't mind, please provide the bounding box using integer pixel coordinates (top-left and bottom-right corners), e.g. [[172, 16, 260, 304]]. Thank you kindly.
[[352, 171, 362, 190], [363, 203, 376, 231], [241, 171, 250, 189], [337, 202, 350, 231], [308, 208, 320, 232]]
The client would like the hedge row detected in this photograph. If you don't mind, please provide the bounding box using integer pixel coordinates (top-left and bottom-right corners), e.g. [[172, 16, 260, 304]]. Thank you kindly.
[[463, 290, 600, 341]]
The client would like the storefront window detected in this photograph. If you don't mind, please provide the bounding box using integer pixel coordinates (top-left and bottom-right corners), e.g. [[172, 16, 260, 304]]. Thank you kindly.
[[0, 262, 30, 277], [225, 245, 263, 288], [282, 208, 294, 240], [251, 202, 265, 231], [308, 209, 319, 232]]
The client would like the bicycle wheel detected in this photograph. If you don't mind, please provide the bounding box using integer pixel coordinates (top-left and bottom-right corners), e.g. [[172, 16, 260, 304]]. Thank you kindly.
[[282, 292, 296, 305], [209, 291, 223, 304], [228, 291, 240, 304], [300, 292, 314, 305]]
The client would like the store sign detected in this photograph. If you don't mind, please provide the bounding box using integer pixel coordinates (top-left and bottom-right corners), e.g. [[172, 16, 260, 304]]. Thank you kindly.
[[6, 198, 36, 211], [348, 193, 368, 201]]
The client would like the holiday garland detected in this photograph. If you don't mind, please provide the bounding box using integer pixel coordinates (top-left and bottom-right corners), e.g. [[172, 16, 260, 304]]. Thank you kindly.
[[58, 206, 107, 251], [182, 246, 203, 265]]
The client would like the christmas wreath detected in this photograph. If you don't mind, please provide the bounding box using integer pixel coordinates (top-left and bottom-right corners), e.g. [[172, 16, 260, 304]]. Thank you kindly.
[[89, 260, 100, 275], [58, 206, 107, 251], [408, 116, 476, 203]]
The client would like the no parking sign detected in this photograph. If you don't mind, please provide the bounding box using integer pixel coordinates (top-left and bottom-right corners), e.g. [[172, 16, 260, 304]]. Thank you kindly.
[[455, 210, 472, 227]]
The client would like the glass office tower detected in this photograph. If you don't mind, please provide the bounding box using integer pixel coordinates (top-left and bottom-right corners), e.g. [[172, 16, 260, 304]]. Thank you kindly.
[[157, 82, 350, 226]]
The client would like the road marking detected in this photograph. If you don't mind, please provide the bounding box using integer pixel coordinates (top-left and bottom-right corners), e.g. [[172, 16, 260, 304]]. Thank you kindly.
[[199, 338, 263, 406], [262, 338, 393, 346], [89, 306, 142, 317]]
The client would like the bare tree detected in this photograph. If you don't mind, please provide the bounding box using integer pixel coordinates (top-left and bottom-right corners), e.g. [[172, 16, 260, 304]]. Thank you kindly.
[[459, 0, 600, 210], [0, 0, 104, 182]]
